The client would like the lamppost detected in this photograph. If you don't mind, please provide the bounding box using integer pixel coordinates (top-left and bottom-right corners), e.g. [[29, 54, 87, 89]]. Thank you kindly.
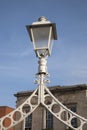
[[0, 16, 87, 130], [26, 16, 57, 129], [26, 16, 57, 104]]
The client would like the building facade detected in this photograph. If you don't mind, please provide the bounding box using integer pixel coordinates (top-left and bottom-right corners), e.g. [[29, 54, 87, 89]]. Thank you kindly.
[[14, 84, 87, 130]]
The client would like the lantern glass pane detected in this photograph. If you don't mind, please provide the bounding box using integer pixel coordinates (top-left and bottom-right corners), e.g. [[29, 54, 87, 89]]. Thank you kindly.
[[32, 26, 50, 49], [48, 26, 54, 55]]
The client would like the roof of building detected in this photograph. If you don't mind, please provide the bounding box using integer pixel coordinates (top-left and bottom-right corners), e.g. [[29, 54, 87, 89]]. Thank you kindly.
[[14, 84, 87, 97], [0, 106, 14, 118], [0, 106, 14, 109]]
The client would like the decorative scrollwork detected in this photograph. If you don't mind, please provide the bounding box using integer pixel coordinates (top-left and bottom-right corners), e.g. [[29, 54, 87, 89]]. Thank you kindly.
[[0, 59, 87, 130]]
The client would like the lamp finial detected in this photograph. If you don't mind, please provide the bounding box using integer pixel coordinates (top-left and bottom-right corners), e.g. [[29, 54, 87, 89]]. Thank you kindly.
[[38, 16, 47, 22]]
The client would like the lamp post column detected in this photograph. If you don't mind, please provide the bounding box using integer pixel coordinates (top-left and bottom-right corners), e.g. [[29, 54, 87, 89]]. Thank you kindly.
[[37, 57, 48, 130], [37, 57, 48, 104]]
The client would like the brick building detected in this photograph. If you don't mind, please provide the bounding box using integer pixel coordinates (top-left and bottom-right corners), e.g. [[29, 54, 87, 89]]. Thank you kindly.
[[14, 84, 87, 130], [0, 106, 14, 130]]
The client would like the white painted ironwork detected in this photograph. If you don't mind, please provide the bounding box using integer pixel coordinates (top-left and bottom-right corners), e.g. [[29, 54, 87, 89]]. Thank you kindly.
[[0, 17, 87, 130], [0, 57, 87, 130]]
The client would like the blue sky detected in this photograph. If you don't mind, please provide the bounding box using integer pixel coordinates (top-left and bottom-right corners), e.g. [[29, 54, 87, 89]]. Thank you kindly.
[[0, 0, 87, 108]]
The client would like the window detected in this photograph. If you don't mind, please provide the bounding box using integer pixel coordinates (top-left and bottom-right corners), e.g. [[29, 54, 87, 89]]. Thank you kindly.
[[25, 114, 32, 130], [65, 104, 77, 130], [46, 110, 53, 129], [68, 105, 77, 128]]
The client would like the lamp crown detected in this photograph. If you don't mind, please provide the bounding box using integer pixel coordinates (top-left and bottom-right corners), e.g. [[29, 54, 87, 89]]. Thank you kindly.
[[32, 16, 50, 25], [38, 16, 47, 22]]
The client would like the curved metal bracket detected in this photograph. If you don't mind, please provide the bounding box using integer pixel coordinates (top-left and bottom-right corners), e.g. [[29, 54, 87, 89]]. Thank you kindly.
[[42, 86, 87, 130], [0, 88, 39, 130]]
